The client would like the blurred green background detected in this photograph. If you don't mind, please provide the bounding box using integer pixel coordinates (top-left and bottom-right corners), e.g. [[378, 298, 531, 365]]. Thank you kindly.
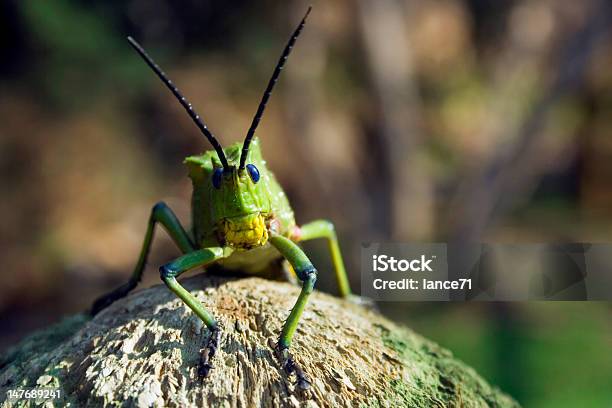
[[1, 1, 611, 406]]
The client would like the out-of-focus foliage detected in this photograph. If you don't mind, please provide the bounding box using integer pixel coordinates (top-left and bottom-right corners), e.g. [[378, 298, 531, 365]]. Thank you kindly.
[[1, 1, 611, 406]]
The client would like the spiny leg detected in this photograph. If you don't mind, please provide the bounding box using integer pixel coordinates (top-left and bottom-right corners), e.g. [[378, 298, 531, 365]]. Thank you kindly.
[[91, 201, 194, 316], [160, 246, 231, 378], [297, 219, 351, 297], [269, 234, 317, 391]]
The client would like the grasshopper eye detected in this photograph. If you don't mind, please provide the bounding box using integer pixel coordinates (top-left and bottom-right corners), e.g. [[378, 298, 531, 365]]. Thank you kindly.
[[212, 168, 223, 189], [246, 164, 260, 183]]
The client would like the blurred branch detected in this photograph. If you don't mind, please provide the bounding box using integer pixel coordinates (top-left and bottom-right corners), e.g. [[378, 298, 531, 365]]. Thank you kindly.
[[355, 0, 433, 240], [449, 0, 611, 242], [283, 5, 339, 205]]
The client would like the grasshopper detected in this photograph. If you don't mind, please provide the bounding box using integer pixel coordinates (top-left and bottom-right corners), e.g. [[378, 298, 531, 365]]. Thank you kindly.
[[90, 7, 354, 390]]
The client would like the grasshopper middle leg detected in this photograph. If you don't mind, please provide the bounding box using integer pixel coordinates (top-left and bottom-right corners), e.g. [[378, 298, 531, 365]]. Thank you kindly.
[[90, 201, 194, 316]]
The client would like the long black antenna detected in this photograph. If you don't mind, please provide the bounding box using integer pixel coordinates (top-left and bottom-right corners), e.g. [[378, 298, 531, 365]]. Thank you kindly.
[[127, 36, 230, 169], [239, 6, 312, 170]]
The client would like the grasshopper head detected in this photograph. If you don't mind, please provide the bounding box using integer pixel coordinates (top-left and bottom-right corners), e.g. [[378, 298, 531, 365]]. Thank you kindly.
[[212, 139, 273, 249], [186, 138, 273, 249]]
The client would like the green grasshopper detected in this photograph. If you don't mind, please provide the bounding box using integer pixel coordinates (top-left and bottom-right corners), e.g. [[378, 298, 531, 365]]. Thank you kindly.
[[90, 7, 353, 391]]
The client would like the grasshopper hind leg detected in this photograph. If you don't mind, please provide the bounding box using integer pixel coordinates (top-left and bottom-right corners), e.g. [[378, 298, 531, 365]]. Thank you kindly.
[[297, 220, 377, 309], [296, 219, 351, 297]]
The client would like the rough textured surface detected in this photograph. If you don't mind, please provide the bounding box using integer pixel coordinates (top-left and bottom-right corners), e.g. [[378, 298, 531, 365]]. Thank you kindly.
[[0, 275, 519, 407]]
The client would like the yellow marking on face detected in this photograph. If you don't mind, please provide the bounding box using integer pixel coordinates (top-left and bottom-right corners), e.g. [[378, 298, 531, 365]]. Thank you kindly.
[[221, 213, 268, 249]]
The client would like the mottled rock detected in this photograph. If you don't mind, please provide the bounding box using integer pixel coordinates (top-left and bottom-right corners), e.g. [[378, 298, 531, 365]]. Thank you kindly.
[[0, 275, 518, 407]]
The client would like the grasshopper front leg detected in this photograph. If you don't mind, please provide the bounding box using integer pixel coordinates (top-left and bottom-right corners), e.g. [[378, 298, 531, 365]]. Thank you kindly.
[[159, 246, 232, 377], [91, 201, 194, 315], [269, 234, 317, 391]]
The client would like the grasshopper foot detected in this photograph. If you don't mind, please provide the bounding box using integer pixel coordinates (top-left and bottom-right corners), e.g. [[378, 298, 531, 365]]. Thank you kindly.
[[198, 326, 221, 379], [274, 343, 311, 392]]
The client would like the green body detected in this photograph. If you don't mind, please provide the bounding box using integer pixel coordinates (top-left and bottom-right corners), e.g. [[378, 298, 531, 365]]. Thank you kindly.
[[185, 138, 295, 274]]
